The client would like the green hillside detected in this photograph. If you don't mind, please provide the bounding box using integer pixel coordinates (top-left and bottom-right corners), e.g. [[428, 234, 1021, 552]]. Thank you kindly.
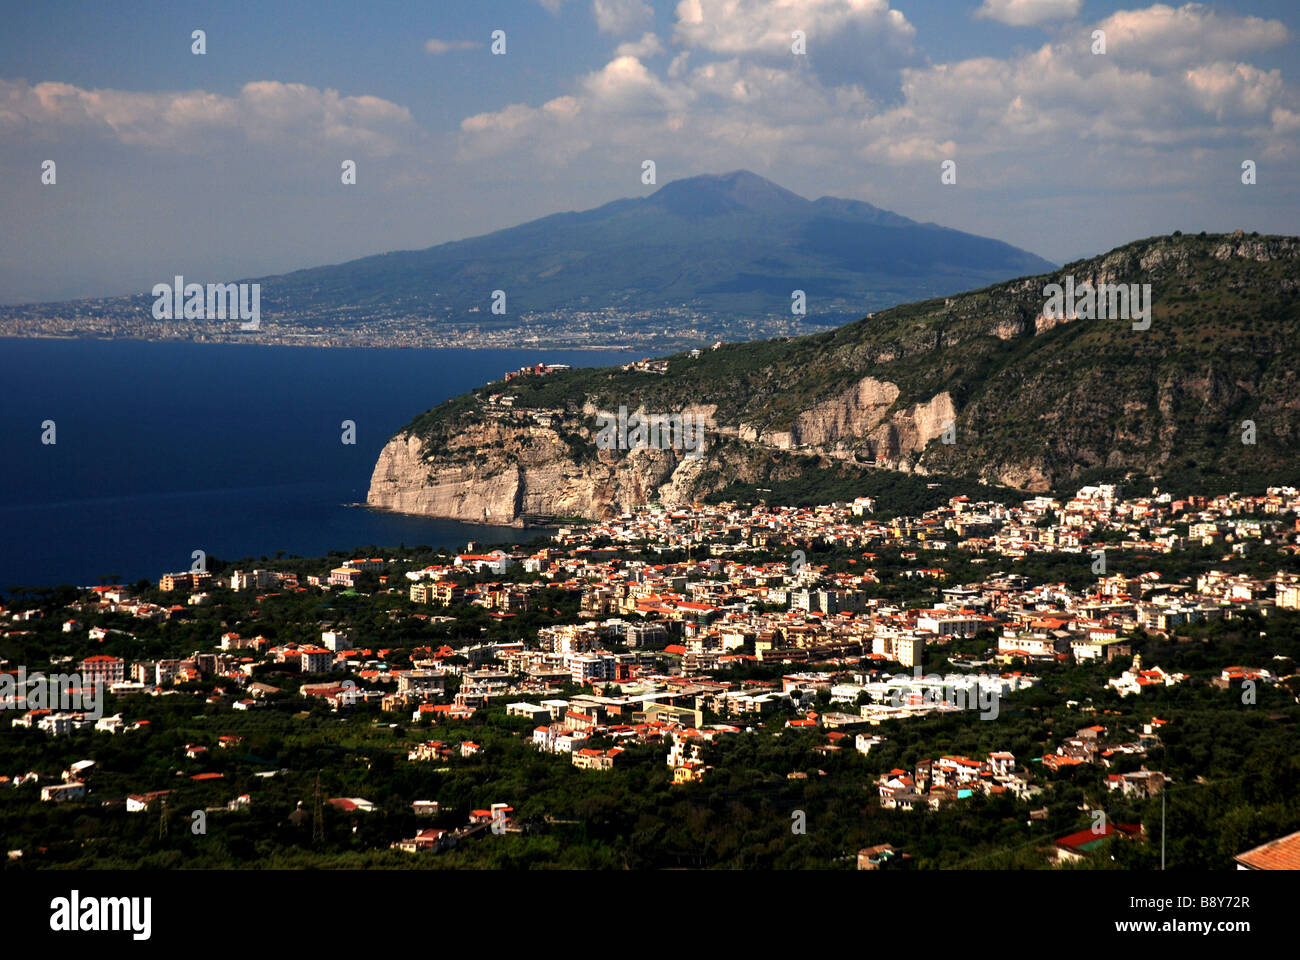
[[400, 231, 1300, 499]]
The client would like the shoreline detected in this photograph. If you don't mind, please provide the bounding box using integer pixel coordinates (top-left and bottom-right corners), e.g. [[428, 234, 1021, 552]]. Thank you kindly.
[[0, 332, 654, 352]]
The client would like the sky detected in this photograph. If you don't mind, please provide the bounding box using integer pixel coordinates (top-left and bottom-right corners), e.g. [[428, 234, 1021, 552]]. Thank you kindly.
[[1, 0, 1297, 303]]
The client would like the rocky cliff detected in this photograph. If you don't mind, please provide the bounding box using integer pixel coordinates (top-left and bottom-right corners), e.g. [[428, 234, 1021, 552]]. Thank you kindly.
[[367, 381, 955, 524]]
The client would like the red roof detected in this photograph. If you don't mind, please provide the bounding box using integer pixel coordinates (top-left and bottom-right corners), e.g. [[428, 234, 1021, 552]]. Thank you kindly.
[[1235, 830, 1300, 870], [1056, 823, 1141, 850]]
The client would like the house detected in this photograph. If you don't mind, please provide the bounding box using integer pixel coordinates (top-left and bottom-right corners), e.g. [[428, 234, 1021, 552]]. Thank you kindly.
[[1053, 822, 1143, 863], [41, 782, 87, 802], [1234, 830, 1300, 870], [469, 803, 513, 828], [855, 733, 886, 755], [1107, 654, 1186, 696], [391, 828, 450, 853], [454, 550, 514, 575], [126, 790, 172, 812], [1106, 769, 1167, 798], [63, 759, 95, 780], [329, 566, 363, 588], [857, 844, 906, 870], [506, 702, 550, 722], [1070, 637, 1132, 663], [572, 747, 623, 770], [988, 751, 1016, 777], [327, 797, 376, 813], [412, 800, 439, 817]]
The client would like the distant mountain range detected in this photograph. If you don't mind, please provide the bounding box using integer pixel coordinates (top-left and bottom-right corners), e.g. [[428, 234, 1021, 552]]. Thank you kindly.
[[247, 170, 1054, 331], [1, 171, 1056, 344]]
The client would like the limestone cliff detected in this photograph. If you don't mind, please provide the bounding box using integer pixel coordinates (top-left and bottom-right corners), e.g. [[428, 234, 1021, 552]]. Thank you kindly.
[[369, 382, 967, 524]]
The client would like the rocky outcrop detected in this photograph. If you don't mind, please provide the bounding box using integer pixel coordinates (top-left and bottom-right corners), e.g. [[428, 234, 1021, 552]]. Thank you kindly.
[[368, 433, 522, 524], [368, 382, 960, 523], [368, 420, 717, 525]]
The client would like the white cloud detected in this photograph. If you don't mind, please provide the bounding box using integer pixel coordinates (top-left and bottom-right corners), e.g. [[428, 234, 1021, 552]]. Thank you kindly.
[[1094, 3, 1288, 68], [1, 79, 416, 156], [975, 0, 1082, 27], [672, 0, 914, 55], [581, 55, 695, 113], [593, 0, 654, 34], [424, 38, 479, 55], [455, 0, 1298, 197], [1184, 62, 1284, 120], [616, 32, 665, 58]]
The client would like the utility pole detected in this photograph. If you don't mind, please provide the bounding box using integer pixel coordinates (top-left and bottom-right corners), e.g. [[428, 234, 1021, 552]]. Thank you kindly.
[[312, 772, 325, 845], [1161, 789, 1166, 871], [158, 800, 168, 840]]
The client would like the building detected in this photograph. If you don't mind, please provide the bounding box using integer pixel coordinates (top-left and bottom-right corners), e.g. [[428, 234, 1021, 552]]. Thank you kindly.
[[41, 782, 87, 802], [398, 670, 445, 697], [857, 844, 905, 870], [126, 791, 172, 813], [321, 630, 352, 652], [570, 654, 612, 686], [392, 828, 450, 854], [329, 567, 362, 588], [298, 647, 334, 673], [160, 571, 211, 592], [1053, 823, 1142, 863], [572, 747, 621, 770], [506, 702, 550, 722], [230, 569, 278, 591], [79, 655, 125, 687], [1234, 830, 1300, 870], [454, 551, 514, 575], [1070, 637, 1132, 663], [1107, 654, 1186, 697]]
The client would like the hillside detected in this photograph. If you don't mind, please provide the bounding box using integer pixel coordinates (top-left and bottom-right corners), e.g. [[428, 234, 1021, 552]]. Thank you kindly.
[[368, 231, 1300, 523]]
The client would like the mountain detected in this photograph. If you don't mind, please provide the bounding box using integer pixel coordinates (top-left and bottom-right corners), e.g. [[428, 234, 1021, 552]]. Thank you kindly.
[[245, 170, 1054, 332], [368, 231, 1300, 523]]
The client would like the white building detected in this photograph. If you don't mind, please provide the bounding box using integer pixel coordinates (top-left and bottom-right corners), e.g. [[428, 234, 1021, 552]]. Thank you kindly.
[[41, 782, 87, 802], [299, 648, 334, 673], [321, 630, 352, 652]]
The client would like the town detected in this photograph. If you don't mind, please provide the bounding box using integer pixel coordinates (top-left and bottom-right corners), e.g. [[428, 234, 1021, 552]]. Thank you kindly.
[[2, 481, 1299, 869]]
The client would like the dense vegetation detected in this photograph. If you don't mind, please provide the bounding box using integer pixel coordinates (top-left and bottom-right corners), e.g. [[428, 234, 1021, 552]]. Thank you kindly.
[[400, 232, 1300, 497]]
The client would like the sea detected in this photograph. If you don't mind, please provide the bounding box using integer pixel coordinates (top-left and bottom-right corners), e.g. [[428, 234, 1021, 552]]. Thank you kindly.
[[0, 338, 636, 591]]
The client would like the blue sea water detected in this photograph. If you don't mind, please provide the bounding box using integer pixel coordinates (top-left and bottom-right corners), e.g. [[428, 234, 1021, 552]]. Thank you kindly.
[[0, 338, 635, 590]]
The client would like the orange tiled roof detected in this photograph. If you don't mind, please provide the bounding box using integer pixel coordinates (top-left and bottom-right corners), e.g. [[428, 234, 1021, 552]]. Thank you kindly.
[[1235, 830, 1300, 870]]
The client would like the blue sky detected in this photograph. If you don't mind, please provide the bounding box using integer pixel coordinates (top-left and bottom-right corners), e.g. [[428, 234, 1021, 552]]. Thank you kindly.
[[1, 0, 1297, 302]]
